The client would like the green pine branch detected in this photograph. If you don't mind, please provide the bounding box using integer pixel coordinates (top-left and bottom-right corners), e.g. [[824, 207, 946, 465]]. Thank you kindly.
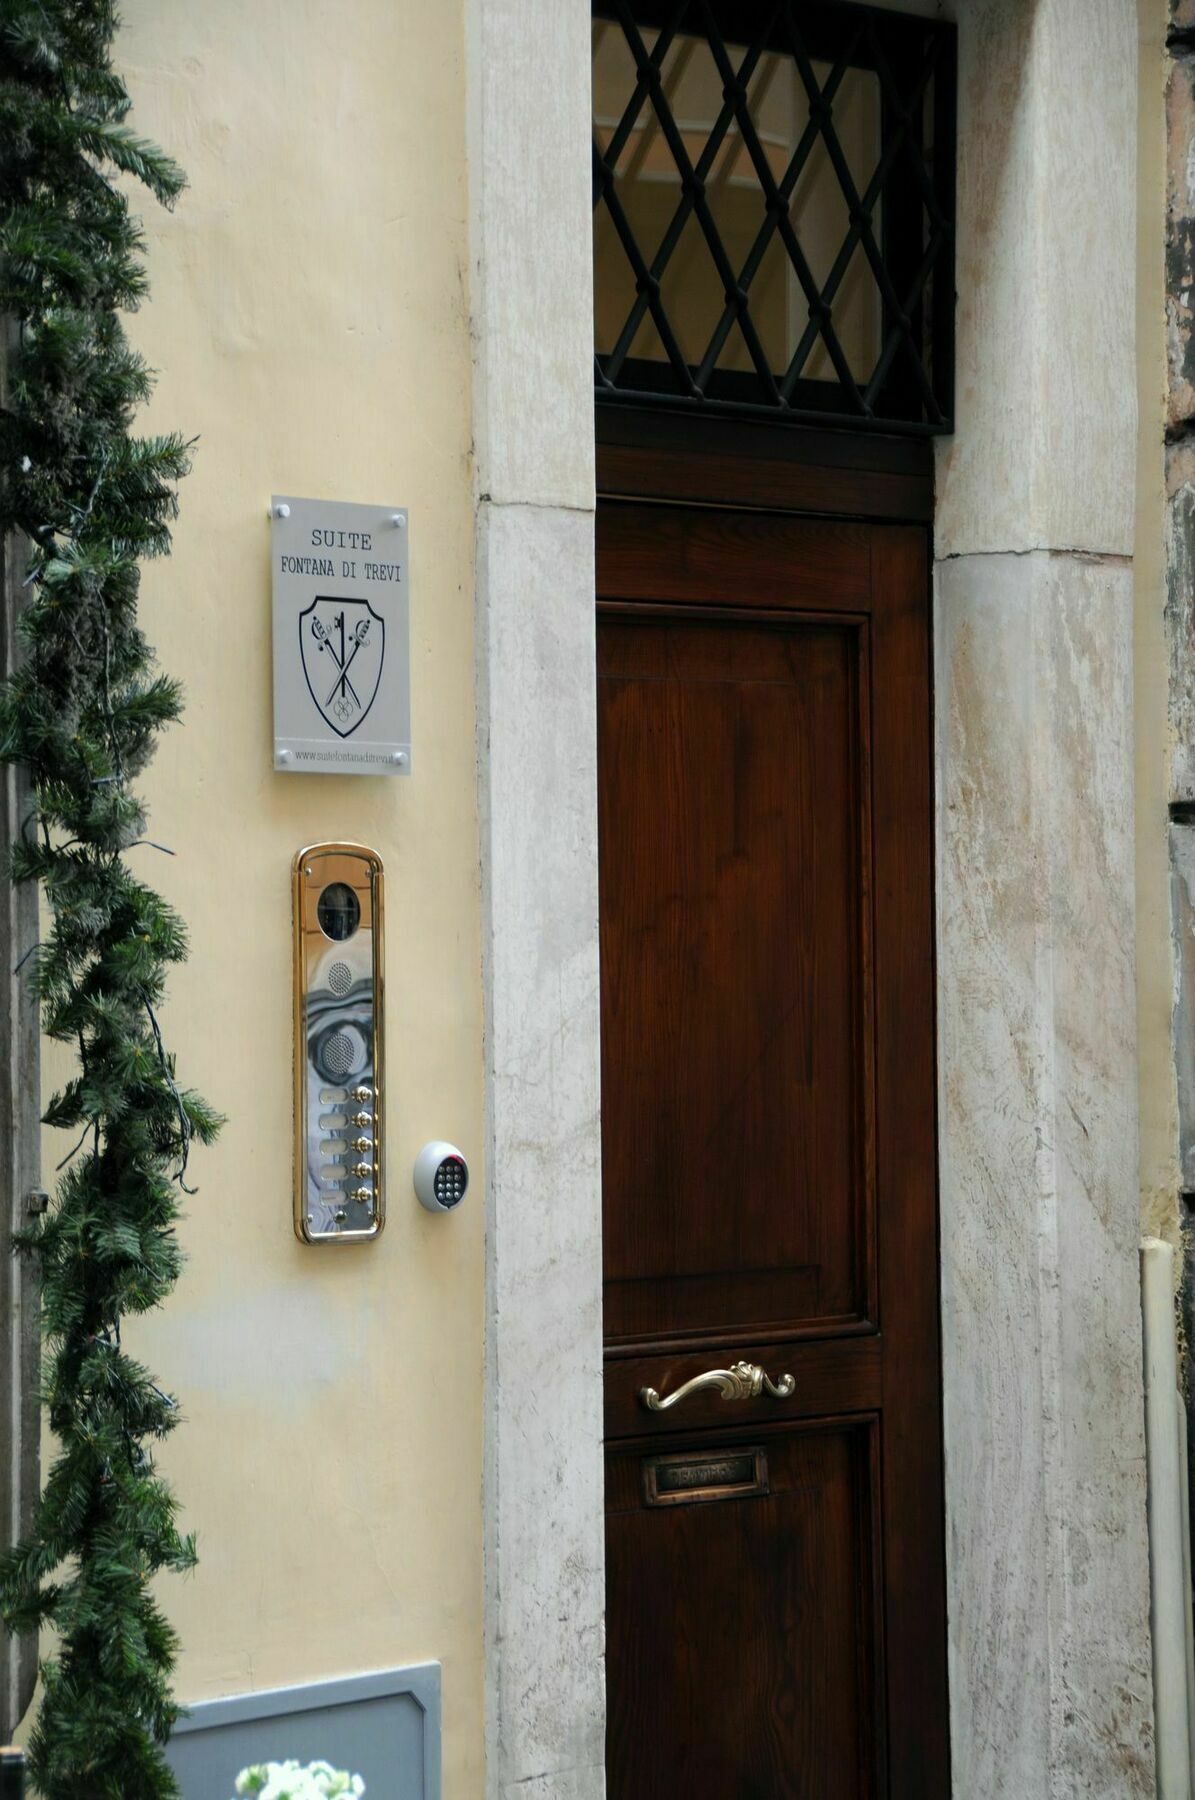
[[0, 2, 219, 1794]]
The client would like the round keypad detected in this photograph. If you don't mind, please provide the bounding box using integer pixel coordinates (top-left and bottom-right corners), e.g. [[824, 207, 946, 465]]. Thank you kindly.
[[433, 1156, 467, 1208]]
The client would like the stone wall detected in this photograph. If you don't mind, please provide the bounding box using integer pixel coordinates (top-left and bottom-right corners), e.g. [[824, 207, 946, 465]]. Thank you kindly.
[[936, 1, 1156, 1791], [1168, 2, 1195, 1213]]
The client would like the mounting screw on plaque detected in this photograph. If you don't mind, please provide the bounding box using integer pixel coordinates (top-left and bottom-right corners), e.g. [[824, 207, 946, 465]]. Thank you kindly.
[[414, 1142, 469, 1213]]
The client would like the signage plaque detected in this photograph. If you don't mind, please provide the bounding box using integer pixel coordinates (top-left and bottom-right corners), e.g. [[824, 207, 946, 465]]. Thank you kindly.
[[271, 495, 411, 776]]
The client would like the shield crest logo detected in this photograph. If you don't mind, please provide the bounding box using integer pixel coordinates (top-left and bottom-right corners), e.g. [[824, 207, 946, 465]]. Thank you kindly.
[[299, 596, 385, 738]]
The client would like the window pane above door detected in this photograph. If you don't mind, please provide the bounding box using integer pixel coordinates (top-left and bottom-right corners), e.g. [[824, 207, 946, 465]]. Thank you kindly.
[[592, 0, 956, 433]]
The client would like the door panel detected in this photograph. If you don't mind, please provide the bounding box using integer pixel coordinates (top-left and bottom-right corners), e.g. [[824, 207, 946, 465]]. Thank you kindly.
[[599, 616, 873, 1346], [599, 503, 947, 1798], [606, 1420, 883, 1800], [596, 505, 873, 614]]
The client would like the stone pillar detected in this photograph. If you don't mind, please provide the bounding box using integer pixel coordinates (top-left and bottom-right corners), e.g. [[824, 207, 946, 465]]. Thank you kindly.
[[935, 1, 1155, 1793], [1167, 8, 1195, 1190], [467, 3, 605, 1797], [1163, 14, 1195, 1760]]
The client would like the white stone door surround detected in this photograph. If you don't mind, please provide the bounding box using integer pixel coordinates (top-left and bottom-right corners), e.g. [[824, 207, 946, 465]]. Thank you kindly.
[[468, 1, 1157, 1795]]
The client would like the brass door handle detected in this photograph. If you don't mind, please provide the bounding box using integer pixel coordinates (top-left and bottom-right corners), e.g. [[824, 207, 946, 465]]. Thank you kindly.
[[639, 1360, 796, 1413]]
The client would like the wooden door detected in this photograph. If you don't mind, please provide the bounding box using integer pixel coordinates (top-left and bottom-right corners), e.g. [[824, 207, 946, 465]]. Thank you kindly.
[[598, 500, 948, 1799]]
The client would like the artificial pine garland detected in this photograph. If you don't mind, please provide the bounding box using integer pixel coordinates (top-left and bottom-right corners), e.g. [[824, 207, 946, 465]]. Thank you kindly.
[[0, 5, 220, 1794]]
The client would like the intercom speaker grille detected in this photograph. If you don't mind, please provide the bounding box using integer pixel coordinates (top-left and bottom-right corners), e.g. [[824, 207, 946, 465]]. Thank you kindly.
[[321, 1030, 360, 1079], [327, 961, 353, 997]]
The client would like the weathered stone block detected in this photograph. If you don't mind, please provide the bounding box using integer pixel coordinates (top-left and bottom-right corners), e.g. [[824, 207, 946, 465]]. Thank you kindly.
[[477, 498, 605, 1800], [1169, 821, 1195, 1187], [936, 0, 1136, 557], [936, 548, 1154, 1800], [1167, 59, 1195, 426], [1166, 482, 1195, 803]]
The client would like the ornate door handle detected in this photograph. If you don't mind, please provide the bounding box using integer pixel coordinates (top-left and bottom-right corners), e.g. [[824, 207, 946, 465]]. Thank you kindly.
[[639, 1360, 796, 1413]]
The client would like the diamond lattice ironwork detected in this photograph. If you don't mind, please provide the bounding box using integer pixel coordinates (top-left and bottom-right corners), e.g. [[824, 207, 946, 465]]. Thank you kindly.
[[593, 0, 956, 433]]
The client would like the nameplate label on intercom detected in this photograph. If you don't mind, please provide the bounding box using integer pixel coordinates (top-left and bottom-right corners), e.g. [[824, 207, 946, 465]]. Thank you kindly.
[[271, 495, 411, 776]]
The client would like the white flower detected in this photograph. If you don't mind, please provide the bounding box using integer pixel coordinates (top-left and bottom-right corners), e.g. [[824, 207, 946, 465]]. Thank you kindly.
[[231, 1760, 365, 1800]]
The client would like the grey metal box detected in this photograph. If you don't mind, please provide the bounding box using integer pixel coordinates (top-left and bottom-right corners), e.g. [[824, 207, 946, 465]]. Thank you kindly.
[[166, 1663, 440, 1800]]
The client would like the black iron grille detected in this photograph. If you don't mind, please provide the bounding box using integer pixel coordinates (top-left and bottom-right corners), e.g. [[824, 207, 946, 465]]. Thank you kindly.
[[593, 0, 956, 434]]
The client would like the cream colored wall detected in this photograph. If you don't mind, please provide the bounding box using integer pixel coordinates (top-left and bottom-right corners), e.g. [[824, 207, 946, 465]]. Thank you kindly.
[[44, 2, 483, 1789], [1137, 0, 1181, 1243]]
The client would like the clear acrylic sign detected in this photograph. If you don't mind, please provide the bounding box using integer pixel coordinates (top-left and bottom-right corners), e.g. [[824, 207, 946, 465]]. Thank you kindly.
[[271, 495, 411, 776]]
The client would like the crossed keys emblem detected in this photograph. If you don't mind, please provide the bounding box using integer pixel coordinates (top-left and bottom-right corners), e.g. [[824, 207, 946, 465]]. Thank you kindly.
[[313, 613, 370, 719], [298, 597, 384, 738]]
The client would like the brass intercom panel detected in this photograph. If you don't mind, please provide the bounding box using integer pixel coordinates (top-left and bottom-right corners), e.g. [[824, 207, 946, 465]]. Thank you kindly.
[[293, 842, 384, 1244]]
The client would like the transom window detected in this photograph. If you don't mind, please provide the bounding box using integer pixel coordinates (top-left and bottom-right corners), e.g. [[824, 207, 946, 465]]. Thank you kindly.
[[593, 0, 956, 433]]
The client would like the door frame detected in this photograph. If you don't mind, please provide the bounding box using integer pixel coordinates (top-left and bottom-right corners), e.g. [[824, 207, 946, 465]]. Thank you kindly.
[[468, 4, 1153, 1797]]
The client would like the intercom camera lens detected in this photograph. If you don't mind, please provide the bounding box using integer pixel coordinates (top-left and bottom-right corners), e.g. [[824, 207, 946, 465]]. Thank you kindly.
[[317, 881, 360, 941]]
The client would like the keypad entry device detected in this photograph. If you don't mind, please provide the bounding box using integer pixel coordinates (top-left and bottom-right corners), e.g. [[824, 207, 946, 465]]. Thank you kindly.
[[293, 842, 385, 1244]]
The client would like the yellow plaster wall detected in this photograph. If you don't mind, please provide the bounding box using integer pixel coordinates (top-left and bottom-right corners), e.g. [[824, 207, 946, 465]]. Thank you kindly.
[[44, 2, 484, 1788], [1137, 0, 1181, 1244]]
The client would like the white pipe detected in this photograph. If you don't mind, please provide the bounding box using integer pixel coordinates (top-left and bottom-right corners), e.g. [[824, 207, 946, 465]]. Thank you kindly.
[[1142, 1237, 1193, 1798], [1176, 1399, 1195, 1744]]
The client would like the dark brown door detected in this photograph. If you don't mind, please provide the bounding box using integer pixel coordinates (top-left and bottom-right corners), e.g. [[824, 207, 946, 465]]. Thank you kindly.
[[598, 500, 948, 1799]]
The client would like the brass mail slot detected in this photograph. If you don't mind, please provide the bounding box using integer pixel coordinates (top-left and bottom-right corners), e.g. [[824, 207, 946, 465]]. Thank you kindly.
[[643, 1447, 769, 1508]]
